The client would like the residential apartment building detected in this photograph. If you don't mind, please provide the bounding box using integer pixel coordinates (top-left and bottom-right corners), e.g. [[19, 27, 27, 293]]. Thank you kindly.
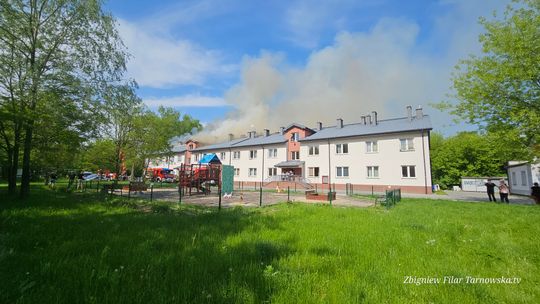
[[149, 106, 433, 194]]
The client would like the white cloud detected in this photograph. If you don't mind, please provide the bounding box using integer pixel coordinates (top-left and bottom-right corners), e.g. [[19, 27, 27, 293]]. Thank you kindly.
[[143, 94, 228, 108], [118, 19, 234, 88]]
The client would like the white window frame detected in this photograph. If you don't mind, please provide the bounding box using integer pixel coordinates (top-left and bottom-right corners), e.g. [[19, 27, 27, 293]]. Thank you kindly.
[[234, 168, 240, 176], [400, 138, 414, 152], [336, 166, 349, 178], [308, 167, 320, 177], [291, 132, 300, 142], [220, 152, 226, 160], [268, 168, 277, 176], [511, 172, 516, 185], [233, 151, 241, 159], [336, 143, 349, 154], [268, 148, 277, 158], [249, 168, 257, 177], [308, 145, 319, 156], [401, 165, 416, 178], [291, 151, 300, 160], [521, 171, 527, 186], [366, 141, 378, 153], [367, 166, 379, 178], [249, 150, 257, 159]]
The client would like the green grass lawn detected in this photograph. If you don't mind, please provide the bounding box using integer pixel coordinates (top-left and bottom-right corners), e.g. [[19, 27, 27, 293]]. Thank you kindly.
[[1, 186, 539, 303]]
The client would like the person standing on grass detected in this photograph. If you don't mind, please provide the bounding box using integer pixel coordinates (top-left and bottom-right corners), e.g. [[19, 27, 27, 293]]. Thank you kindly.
[[68, 172, 75, 189], [49, 172, 57, 189], [499, 180, 510, 203], [484, 180, 497, 202], [77, 171, 84, 191], [531, 182, 540, 205]]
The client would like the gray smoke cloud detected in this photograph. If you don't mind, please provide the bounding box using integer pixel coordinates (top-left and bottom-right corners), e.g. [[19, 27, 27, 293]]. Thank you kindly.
[[194, 0, 508, 143]]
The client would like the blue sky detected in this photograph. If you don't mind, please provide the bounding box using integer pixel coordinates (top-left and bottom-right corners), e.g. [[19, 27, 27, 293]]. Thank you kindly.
[[105, 0, 508, 139]]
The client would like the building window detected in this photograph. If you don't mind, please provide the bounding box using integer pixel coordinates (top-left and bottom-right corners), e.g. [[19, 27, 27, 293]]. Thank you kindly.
[[366, 141, 378, 153], [268, 168, 277, 176], [512, 172, 516, 185], [308, 167, 320, 177], [233, 151, 240, 159], [195, 154, 199, 161], [336, 166, 349, 177], [189, 144, 194, 150], [401, 165, 416, 178], [336, 143, 349, 154], [308, 146, 319, 155], [400, 138, 414, 151], [220, 152, 226, 160], [268, 148, 277, 158], [521, 171, 527, 186], [249, 168, 257, 177], [367, 166, 379, 178], [249, 150, 257, 159], [291, 151, 300, 160], [291, 132, 300, 142], [234, 168, 240, 176]]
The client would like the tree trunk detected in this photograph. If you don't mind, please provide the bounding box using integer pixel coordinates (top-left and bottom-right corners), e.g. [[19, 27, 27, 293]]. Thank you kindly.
[[20, 123, 34, 199], [7, 127, 21, 195]]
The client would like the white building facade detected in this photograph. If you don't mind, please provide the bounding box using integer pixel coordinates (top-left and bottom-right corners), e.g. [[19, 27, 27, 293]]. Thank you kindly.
[[507, 161, 540, 195]]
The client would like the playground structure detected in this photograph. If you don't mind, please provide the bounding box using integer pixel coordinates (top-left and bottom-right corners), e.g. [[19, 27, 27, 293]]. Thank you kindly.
[[177, 163, 222, 196]]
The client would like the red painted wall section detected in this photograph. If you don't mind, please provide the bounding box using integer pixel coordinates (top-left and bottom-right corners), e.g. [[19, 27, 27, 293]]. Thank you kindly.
[[184, 140, 198, 165], [284, 126, 315, 160]]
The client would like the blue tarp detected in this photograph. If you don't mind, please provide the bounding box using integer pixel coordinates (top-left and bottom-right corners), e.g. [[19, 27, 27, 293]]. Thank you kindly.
[[198, 153, 222, 164]]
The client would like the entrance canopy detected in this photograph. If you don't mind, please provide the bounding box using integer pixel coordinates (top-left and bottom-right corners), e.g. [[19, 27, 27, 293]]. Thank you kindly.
[[274, 160, 304, 168]]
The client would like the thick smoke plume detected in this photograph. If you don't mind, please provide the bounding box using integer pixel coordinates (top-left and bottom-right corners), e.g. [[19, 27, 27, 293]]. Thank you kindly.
[[195, 19, 444, 143]]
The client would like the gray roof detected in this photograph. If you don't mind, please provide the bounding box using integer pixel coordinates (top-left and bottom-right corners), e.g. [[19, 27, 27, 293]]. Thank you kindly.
[[230, 133, 287, 148], [171, 144, 187, 153], [299, 116, 432, 142], [192, 137, 249, 152]]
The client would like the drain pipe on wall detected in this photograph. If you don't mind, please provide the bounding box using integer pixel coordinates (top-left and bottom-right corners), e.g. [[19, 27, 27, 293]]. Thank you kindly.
[[422, 130, 428, 194], [328, 139, 332, 194], [261, 146, 265, 190]]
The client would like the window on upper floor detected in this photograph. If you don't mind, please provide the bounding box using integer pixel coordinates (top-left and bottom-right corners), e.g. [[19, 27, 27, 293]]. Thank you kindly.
[[220, 152, 226, 160], [366, 141, 378, 153], [291, 151, 300, 160], [268, 148, 277, 158], [336, 143, 349, 154], [291, 132, 300, 142], [400, 138, 414, 152], [249, 150, 257, 159], [308, 145, 319, 155], [233, 151, 240, 159]]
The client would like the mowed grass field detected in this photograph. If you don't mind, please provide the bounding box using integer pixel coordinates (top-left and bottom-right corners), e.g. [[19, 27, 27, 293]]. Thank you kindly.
[[1, 185, 539, 303]]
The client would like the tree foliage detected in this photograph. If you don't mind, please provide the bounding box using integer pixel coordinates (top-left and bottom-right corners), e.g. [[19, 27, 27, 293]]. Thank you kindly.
[[441, 0, 540, 152], [431, 131, 531, 189]]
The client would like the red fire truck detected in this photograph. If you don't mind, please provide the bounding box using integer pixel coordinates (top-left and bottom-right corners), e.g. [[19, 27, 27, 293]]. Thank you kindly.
[[148, 168, 175, 182]]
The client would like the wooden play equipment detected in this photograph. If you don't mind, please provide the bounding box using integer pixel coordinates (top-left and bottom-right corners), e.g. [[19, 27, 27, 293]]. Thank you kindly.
[[177, 163, 222, 196]]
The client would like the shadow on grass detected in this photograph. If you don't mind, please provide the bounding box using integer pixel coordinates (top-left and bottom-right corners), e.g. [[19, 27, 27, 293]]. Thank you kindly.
[[0, 186, 295, 303]]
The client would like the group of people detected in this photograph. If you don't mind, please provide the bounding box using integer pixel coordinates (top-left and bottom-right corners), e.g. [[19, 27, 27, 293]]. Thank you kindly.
[[485, 179, 540, 204]]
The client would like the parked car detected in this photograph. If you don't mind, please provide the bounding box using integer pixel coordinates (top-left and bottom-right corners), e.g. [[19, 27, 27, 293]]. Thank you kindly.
[[82, 172, 99, 181]]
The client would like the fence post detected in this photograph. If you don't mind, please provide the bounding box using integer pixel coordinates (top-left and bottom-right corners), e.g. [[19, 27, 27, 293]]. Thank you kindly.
[[218, 188, 222, 210], [178, 185, 182, 204], [287, 186, 290, 203], [97, 179, 100, 193], [371, 185, 374, 196], [259, 187, 262, 207], [128, 183, 131, 199], [150, 184, 154, 202]]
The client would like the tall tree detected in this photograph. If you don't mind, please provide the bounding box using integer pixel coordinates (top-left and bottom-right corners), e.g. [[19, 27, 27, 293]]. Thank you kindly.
[[440, 0, 540, 153], [0, 0, 127, 198]]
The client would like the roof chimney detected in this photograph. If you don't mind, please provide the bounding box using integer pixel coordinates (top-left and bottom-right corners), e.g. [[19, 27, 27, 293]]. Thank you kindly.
[[264, 129, 270, 137], [251, 130, 257, 138], [415, 106, 423, 120], [372, 111, 378, 125], [280, 126, 285, 135], [406, 105, 413, 121], [337, 118, 343, 128], [228, 133, 234, 141], [361, 116, 366, 125], [366, 114, 372, 125], [317, 122, 323, 130]]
